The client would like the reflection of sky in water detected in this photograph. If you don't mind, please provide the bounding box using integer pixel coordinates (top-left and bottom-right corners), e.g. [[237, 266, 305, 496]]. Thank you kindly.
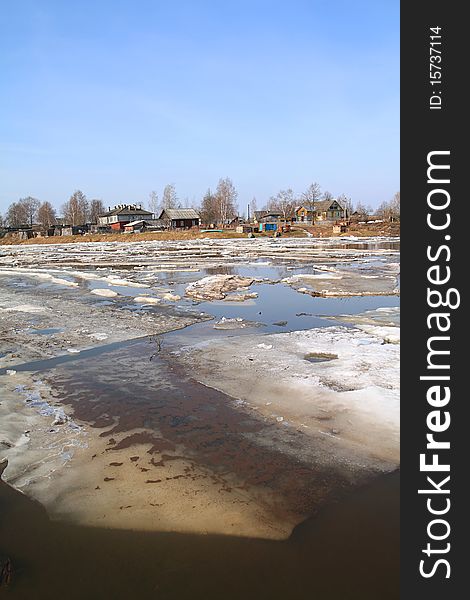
[[159, 283, 399, 337], [164, 264, 399, 334], [194, 283, 399, 334]]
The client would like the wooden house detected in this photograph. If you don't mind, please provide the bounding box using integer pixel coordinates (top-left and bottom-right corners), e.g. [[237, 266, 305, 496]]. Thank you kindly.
[[158, 208, 201, 229], [293, 206, 314, 223], [253, 210, 282, 224], [98, 205, 153, 230], [314, 199, 347, 222]]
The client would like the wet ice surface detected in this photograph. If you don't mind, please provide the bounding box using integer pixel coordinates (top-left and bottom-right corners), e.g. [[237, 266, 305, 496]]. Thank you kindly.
[[0, 237, 399, 539], [170, 325, 400, 463]]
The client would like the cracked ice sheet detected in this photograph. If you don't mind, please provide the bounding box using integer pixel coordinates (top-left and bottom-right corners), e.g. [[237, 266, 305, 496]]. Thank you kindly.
[[0, 269, 209, 367], [172, 324, 400, 466], [284, 263, 400, 297], [0, 238, 399, 273], [328, 307, 400, 343]]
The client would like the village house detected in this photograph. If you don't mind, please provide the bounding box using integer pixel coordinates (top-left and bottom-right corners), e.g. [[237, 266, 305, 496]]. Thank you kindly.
[[292, 206, 314, 223], [158, 208, 201, 229], [253, 210, 283, 224], [313, 199, 348, 222], [98, 205, 154, 230], [291, 200, 348, 224]]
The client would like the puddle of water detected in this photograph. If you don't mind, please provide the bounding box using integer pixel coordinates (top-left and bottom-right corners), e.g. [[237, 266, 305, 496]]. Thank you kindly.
[[0, 337, 144, 376], [304, 352, 338, 363], [25, 328, 63, 336]]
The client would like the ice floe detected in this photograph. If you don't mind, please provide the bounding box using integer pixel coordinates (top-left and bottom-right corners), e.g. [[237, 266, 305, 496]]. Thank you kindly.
[[186, 274, 255, 301], [90, 288, 118, 297]]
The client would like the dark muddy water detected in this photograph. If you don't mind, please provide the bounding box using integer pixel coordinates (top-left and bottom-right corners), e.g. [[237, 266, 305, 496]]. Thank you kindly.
[[0, 471, 399, 600]]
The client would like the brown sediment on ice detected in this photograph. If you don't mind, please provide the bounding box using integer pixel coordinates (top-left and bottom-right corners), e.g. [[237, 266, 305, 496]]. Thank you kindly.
[[105, 431, 176, 454], [19, 338, 391, 540], [0, 335, 386, 540]]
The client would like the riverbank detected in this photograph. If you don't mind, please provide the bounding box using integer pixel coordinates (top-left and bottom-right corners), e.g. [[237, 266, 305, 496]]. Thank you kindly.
[[0, 222, 400, 246]]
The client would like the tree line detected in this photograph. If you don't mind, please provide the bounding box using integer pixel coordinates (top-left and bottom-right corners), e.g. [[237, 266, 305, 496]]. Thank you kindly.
[[1, 192, 107, 228], [0, 180, 400, 228]]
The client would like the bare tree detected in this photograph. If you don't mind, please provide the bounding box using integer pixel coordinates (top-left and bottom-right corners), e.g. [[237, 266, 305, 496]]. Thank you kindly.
[[88, 199, 106, 224], [161, 184, 179, 210], [215, 177, 237, 225], [376, 193, 399, 222], [148, 191, 159, 217], [5, 201, 29, 227], [336, 193, 353, 217], [301, 182, 322, 217], [22, 197, 41, 225], [62, 190, 89, 225], [268, 189, 296, 220], [390, 191, 400, 220], [322, 190, 334, 202], [248, 197, 257, 221], [354, 202, 370, 220], [199, 188, 218, 225], [37, 201, 57, 228], [5, 197, 40, 227]]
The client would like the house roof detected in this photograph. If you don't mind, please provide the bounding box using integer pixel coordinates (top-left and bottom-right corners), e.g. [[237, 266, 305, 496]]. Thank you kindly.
[[314, 199, 345, 212], [159, 208, 200, 220], [125, 220, 148, 227], [254, 210, 282, 220], [99, 205, 153, 217], [294, 206, 313, 214]]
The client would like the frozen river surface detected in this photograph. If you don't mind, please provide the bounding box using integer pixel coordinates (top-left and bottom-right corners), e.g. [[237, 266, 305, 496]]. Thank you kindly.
[[0, 236, 400, 541]]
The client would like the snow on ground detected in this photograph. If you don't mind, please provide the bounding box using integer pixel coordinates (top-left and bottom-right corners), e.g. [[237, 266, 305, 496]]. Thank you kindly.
[[2, 304, 49, 313]]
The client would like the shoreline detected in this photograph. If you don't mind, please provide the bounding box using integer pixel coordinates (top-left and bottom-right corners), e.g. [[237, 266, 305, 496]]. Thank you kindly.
[[0, 225, 400, 246]]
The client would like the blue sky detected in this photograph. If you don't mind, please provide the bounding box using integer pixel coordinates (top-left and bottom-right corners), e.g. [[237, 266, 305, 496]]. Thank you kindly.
[[0, 1, 399, 214]]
